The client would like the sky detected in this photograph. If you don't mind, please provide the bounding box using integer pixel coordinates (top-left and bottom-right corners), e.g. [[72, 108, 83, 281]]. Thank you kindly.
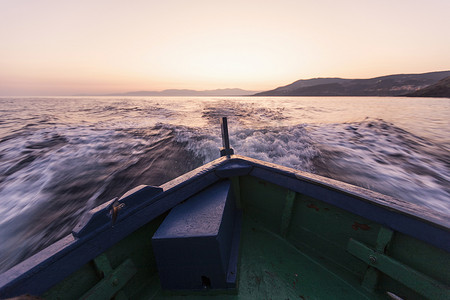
[[0, 0, 449, 96]]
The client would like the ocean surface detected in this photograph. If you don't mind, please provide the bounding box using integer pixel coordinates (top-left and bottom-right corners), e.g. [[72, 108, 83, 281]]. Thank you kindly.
[[0, 96, 449, 272]]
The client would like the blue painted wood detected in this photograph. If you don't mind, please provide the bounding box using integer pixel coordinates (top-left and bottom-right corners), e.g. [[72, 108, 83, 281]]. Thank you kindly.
[[1, 155, 448, 298], [118, 185, 163, 207], [230, 155, 449, 230], [152, 180, 238, 290], [72, 186, 163, 238], [215, 161, 253, 178], [226, 210, 242, 286], [241, 158, 450, 253], [153, 181, 231, 239], [0, 160, 223, 297]]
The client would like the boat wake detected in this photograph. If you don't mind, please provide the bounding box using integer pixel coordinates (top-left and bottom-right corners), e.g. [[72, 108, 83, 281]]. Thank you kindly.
[[0, 97, 448, 273], [0, 124, 201, 272], [308, 119, 450, 212]]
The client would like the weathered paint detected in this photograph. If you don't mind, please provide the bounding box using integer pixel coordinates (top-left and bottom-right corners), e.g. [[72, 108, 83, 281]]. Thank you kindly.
[[348, 238, 449, 299], [352, 222, 371, 231], [0, 158, 225, 297], [361, 227, 394, 291], [0, 155, 448, 299], [80, 257, 136, 299], [280, 189, 295, 237], [152, 180, 238, 290]]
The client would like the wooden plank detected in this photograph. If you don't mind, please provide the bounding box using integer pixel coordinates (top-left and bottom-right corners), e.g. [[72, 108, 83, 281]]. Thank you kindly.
[[361, 227, 394, 291], [80, 259, 136, 300], [0, 169, 221, 297], [280, 190, 295, 237], [249, 165, 450, 253], [93, 254, 113, 277], [233, 155, 449, 230], [231, 177, 242, 209], [347, 238, 450, 299]]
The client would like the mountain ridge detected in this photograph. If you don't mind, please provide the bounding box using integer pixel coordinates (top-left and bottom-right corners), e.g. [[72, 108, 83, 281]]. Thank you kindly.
[[73, 71, 450, 97], [254, 71, 450, 96], [405, 76, 450, 98], [76, 88, 257, 97]]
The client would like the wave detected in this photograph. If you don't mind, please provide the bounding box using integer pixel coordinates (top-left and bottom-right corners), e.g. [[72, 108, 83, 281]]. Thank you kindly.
[[308, 119, 450, 212], [0, 124, 194, 271], [169, 117, 450, 213], [201, 100, 288, 127], [0, 97, 448, 273]]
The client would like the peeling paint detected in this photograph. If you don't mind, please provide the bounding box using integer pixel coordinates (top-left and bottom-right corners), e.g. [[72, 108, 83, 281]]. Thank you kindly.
[[307, 204, 320, 211], [352, 222, 371, 231]]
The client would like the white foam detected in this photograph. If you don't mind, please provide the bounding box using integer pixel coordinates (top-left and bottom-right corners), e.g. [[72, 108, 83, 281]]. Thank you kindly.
[[170, 123, 319, 172], [308, 120, 450, 212]]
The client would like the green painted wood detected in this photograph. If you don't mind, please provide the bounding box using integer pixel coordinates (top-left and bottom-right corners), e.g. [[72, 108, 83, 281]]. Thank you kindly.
[[361, 267, 379, 292], [347, 238, 450, 299], [102, 215, 165, 298], [231, 177, 241, 209], [282, 193, 380, 278], [43, 218, 164, 299], [41, 175, 450, 299], [149, 215, 377, 299], [80, 258, 137, 300], [240, 176, 297, 234], [280, 189, 295, 237], [361, 227, 394, 291], [41, 263, 100, 300], [236, 217, 373, 299], [93, 254, 113, 277], [386, 232, 450, 286], [114, 291, 128, 300], [375, 227, 394, 253]]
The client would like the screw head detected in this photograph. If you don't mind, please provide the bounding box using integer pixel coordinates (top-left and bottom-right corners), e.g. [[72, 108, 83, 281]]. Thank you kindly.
[[112, 278, 119, 286], [369, 255, 377, 264]]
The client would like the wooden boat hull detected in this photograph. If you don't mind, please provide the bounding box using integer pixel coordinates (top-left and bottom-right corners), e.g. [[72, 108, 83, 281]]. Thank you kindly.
[[0, 155, 449, 299]]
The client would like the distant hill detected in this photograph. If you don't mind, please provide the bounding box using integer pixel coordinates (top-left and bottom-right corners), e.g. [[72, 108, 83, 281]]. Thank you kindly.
[[254, 71, 450, 96], [405, 76, 450, 98], [101, 88, 257, 97]]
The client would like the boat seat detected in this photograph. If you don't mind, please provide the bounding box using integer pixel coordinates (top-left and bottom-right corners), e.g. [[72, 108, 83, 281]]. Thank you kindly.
[[152, 180, 241, 290]]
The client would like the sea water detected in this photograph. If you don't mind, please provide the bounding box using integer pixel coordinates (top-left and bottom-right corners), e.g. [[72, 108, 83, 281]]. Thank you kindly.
[[0, 96, 449, 272]]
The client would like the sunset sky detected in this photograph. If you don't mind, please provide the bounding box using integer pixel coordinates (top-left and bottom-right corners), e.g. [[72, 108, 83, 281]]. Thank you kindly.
[[1, 0, 449, 96]]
